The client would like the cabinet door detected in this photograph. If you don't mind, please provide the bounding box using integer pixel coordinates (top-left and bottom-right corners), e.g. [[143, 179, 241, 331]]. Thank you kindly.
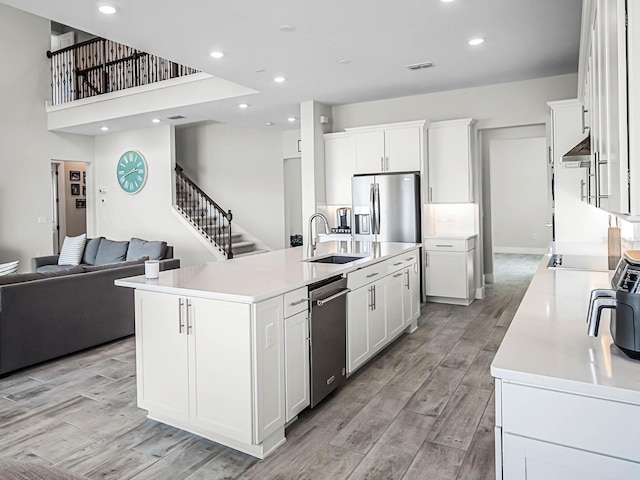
[[385, 270, 405, 339], [284, 310, 310, 422], [368, 282, 387, 353], [385, 126, 421, 172], [347, 286, 371, 374], [427, 122, 472, 203], [403, 262, 420, 325], [325, 134, 356, 205], [425, 251, 467, 299], [188, 297, 253, 444], [135, 291, 189, 424], [503, 434, 640, 480], [355, 131, 385, 173]]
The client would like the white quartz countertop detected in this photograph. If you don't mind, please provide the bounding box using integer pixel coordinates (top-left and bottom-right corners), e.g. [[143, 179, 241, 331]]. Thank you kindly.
[[491, 255, 640, 404], [115, 241, 420, 303], [424, 234, 477, 240]]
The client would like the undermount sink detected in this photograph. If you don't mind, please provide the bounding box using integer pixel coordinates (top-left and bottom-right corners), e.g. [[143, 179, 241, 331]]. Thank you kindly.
[[303, 254, 367, 264]]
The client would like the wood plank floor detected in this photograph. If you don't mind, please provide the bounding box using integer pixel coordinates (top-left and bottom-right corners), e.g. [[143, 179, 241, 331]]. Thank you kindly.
[[0, 254, 541, 479]]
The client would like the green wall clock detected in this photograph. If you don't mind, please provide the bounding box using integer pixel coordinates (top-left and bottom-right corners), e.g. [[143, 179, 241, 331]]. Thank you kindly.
[[117, 150, 147, 194]]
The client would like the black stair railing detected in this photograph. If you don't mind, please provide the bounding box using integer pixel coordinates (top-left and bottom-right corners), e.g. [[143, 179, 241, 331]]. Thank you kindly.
[[175, 165, 233, 259], [47, 37, 199, 105]]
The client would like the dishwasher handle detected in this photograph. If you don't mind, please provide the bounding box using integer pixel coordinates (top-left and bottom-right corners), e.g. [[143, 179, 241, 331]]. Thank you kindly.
[[315, 288, 351, 307]]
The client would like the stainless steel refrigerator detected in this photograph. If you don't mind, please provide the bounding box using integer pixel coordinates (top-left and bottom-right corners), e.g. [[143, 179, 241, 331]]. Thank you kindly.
[[352, 173, 421, 242]]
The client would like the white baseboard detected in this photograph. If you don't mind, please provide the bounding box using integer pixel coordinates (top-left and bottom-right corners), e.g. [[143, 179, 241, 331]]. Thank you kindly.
[[485, 273, 495, 284], [475, 286, 485, 299], [493, 246, 547, 255]]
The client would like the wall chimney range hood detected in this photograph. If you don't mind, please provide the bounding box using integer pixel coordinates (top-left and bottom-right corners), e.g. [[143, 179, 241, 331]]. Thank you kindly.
[[561, 135, 591, 168]]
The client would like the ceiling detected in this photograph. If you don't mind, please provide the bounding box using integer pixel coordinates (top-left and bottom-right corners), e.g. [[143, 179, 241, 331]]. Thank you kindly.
[[3, 0, 583, 134]]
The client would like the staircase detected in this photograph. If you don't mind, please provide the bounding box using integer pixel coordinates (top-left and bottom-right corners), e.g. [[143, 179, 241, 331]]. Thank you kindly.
[[175, 165, 262, 258]]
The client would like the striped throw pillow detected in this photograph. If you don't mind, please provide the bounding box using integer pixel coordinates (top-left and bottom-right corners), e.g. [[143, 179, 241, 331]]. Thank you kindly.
[[58, 234, 87, 266], [0, 260, 19, 276]]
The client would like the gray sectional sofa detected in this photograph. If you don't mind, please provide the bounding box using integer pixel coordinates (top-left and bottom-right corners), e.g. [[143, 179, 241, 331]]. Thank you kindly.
[[0, 237, 179, 376]]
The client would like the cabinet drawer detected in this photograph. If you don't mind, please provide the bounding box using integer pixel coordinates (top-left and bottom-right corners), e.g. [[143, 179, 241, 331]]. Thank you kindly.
[[502, 382, 640, 463], [283, 287, 309, 318], [347, 262, 387, 290], [387, 251, 418, 274], [424, 237, 475, 252]]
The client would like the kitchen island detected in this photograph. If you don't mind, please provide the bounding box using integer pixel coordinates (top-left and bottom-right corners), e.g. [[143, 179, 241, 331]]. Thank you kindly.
[[491, 256, 640, 479], [116, 241, 421, 459]]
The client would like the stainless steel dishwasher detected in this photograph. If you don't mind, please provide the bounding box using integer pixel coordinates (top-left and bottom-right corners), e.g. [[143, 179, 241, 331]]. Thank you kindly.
[[308, 275, 349, 408]]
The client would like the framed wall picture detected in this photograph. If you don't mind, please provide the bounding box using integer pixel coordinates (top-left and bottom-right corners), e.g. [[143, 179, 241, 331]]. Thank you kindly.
[[76, 199, 86, 209], [71, 183, 80, 196], [70, 171, 81, 181]]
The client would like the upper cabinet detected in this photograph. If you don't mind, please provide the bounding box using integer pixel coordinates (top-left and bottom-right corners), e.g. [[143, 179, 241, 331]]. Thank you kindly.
[[578, 0, 631, 214], [427, 118, 474, 203], [346, 121, 425, 174], [324, 132, 356, 205]]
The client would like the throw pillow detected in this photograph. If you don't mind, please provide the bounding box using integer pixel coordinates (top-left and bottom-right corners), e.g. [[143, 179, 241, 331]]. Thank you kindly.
[[82, 237, 104, 265], [0, 260, 19, 276], [94, 239, 129, 265], [58, 234, 87, 266], [126, 237, 167, 261]]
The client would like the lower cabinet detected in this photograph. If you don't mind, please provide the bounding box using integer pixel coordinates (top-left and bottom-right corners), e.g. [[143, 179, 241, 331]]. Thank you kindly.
[[425, 237, 476, 305], [284, 310, 310, 422], [135, 290, 285, 457], [346, 250, 420, 375]]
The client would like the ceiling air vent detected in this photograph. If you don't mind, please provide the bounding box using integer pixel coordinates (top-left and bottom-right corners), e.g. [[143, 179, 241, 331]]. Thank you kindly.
[[406, 61, 433, 71], [166, 115, 186, 120]]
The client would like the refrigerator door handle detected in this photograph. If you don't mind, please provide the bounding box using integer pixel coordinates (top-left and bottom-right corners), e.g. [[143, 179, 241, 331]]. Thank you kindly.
[[374, 183, 381, 235], [369, 183, 376, 235]]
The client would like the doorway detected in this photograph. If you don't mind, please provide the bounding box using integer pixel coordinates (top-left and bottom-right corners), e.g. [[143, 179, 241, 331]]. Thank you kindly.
[[283, 157, 302, 247], [51, 160, 87, 251]]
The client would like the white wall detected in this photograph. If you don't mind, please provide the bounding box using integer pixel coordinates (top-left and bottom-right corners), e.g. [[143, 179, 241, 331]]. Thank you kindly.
[[175, 122, 286, 250], [0, 4, 93, 272], [489, 137, 550, 253], [93, 125, 215, 267]]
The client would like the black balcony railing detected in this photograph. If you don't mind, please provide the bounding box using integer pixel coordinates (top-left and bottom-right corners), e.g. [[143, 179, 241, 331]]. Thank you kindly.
[[47, 37, 199, 105]]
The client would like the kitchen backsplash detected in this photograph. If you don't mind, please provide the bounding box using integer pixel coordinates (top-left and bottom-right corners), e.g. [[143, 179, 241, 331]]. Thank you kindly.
[[424, 203, 478, 236]]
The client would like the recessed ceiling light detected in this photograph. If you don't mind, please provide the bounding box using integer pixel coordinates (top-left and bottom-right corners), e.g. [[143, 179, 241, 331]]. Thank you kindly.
[[337, 59, 351, 65], [279, 25, 295, 32], [274, 76, 286, 83], [210, 51, 224, 59], [238, 103, 249, 109], [152, 118, 160, 123], [255, 68, 266, 73], [265, 122, 274, 126], [288, 117, 297, 122], [469, 38, 485, 46], [98, 4, 117, 14], [441, 0, 455, 3], [100, 126, 109, 131]]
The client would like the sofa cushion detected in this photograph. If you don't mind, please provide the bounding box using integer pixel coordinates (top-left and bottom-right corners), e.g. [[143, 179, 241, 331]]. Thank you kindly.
[[83, 257, 148, 272], [0, 260, 19, 277], [0, 273, 43, 286], [58, 234, 87, 266], [36, 265, 84, 276], [126, 238, 167, 261], [82, 237, 104, 265], [94, 239, 129, 265]]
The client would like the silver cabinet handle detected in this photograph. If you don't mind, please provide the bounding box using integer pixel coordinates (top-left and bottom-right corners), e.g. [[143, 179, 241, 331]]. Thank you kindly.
[[366, 272, 379, 278], [289, 298, 308, 307], [393, 272, 403, 278], [435, 244, 453, 248], [186, 299, 193, 334], [372, 285, 376, 310], [429, 186, 433, 202], [405, 257, 414, 261], [385, 156, 389, 171], [405, 270, 410, 290], [582, 106, 589, 134], [368, 286, 374, 311], [580, 179, 586, 202], [178, 298, 185, 334], [393, 261, 403, 266], [380, 157, 384, 171]]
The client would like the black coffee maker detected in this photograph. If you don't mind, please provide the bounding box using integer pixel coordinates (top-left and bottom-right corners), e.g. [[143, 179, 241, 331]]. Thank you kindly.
[[587, 251, 640, 360]]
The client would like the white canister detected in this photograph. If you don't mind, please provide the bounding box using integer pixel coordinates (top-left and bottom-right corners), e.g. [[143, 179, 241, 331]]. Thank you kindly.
[[145, 260, 160, 279]]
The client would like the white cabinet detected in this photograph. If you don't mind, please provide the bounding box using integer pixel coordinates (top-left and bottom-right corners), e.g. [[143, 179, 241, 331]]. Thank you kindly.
[[282, 286, 310, 423], [135, 290, 285, 458], [424, 237, 476, 305], [324, 132, 356, 205], [427, 118, 474, 203], [577, 0, 630, 214], [495, 380, 640, 479], [346, 250, 420, 375], [346, 121, 425, 174]]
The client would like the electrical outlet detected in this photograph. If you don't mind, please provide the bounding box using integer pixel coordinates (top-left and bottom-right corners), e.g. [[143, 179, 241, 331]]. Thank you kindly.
[[265, 324, 274, 349]]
